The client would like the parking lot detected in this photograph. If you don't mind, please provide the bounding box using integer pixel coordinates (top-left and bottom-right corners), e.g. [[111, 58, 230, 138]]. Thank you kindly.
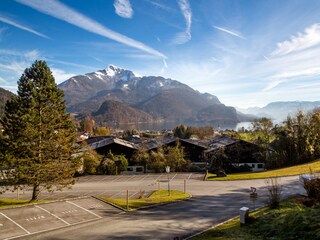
[[0, 174, 304, 240], [1, 173, 204, 201], [0, 197, 123, 239]]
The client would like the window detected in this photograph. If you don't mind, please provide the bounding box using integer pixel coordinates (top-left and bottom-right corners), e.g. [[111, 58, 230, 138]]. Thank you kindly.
[[252, 164, 255, 168], [257, 164, 264, 169], [127, 167, 133, 171], [136, 167, 143, 172]]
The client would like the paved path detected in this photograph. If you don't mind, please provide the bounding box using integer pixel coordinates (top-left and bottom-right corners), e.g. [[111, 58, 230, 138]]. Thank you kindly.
[[1, 174, 304, 240]]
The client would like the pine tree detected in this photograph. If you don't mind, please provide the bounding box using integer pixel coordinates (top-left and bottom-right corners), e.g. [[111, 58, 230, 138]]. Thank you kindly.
[[0, 60, 79, 200]]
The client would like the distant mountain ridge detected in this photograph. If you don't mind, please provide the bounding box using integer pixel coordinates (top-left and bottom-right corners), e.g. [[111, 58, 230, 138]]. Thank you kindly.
[[239, 101, 320, 121], [58, 65, 251, 126]]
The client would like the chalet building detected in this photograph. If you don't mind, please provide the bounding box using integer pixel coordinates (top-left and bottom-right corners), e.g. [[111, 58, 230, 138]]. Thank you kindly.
[[83, 135, 264, 173]]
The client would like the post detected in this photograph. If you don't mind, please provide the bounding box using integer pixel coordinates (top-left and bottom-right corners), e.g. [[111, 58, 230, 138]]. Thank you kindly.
[[165, 166, 170, 196], [168, 175, 171, 196], [126, 190, 129, 210], [184, 179, 186, 193]]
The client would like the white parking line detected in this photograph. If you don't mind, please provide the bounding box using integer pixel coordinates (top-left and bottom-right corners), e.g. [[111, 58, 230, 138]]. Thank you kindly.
[[171, 173, 178, 181], [35, 205, 70, 226], [66, 201, 101, 218], [187, 173, 192, 180], [0, 212, 30, 234]]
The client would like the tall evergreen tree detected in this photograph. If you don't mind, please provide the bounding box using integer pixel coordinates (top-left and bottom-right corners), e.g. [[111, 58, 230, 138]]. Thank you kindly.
[[0, 60, 79, 200]]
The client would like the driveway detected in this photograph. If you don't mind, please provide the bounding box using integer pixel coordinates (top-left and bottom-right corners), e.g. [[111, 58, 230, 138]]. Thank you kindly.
[[1, 174, 304, 240]]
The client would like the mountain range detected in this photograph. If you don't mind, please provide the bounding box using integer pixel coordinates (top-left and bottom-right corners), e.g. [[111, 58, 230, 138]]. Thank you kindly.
[[58, 65, 246, 125], [238, 101, 320, 122]]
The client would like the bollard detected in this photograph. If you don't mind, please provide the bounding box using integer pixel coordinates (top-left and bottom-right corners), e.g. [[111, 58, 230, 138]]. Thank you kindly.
[[126, 190, 129, 210], [239, 207, 249, 225]]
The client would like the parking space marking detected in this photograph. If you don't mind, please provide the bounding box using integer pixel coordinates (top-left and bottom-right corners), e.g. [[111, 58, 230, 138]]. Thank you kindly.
[[25, 215, 45, 222], [66, 201, 101, 218], [125, 175, 137, 182], [171, 173, 178, 181], [35, 205, 70, 226], [0, 212, 30, 234], [109, 191, 123, 198], [187, 173, 192, 180], [154, 174, 163, 181]]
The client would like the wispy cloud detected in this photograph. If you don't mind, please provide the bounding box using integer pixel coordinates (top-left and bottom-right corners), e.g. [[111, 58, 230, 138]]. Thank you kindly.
[[172, 0, 192, 44], [0, 14, 49, 39], [146, 0, 175, 12], [213, 26, 246, 40], [0, 49, 41, 85], [262, 79, 286, 92], [0, 27, 7, 41], [16, 0, 166, 59], [114, 0, 133, 19], [50, 68, 76, 84], [271, 23, 320, 56], [46, 58, 98, 71]]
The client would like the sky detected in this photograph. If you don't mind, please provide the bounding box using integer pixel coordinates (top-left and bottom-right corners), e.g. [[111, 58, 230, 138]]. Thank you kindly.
[[1, 0, 320, 108]]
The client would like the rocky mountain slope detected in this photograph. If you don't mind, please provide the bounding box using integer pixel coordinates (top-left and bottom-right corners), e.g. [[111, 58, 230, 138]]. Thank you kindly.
[[0, 87, 14, 119], [59, 65, 247, 125]]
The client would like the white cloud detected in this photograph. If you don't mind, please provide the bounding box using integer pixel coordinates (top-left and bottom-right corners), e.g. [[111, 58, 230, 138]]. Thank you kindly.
[[213, 26, 246, 40], [0, 27, 7, 41], [146, 0, 175, 12], [271, 23, 320, 56], [0, 15, 49, 39], [16, 0, 166, 59], [114, 0, 133, 19], [172, 0, 192, 44], [50, 68, 76, 84], [262, 79, 286, 92]]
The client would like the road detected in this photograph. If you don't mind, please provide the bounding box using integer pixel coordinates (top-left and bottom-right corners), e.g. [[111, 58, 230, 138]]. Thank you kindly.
[[3, 174, 303, 240]]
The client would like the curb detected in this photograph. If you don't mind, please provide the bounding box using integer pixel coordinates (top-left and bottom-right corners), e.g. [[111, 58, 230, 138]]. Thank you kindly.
[[184, 215, 238, 240], [96, 193, 192, 212], [92, 196, 127, 212]]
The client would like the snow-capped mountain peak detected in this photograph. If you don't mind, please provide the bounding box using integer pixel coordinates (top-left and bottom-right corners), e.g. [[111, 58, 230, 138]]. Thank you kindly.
[[104, 64, 141, 79], [105, 64, 120, 77]]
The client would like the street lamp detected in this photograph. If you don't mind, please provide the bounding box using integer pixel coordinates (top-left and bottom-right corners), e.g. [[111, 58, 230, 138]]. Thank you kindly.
[[165, 166, 171, 196]]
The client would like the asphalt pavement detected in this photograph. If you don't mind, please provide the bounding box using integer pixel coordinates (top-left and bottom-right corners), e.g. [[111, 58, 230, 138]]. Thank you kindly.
[[0, 174, 304, 240]]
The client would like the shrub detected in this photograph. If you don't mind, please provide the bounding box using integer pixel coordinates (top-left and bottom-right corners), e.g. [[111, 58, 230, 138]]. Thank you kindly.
[[303, 178, 320, 202], [266, 177, 281, 209]]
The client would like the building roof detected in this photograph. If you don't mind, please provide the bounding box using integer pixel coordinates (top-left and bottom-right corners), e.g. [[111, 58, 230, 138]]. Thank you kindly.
[[83, 136, 177, 152]]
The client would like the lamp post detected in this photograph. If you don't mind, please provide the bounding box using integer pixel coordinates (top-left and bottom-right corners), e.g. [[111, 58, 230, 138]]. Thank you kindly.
[[165, 166, 170, 196]]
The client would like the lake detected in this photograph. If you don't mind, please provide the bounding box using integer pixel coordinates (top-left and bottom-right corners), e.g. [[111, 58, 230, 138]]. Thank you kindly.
[[116, 121, 253, 131]]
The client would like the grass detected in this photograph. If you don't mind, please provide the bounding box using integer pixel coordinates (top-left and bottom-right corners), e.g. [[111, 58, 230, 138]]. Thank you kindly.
[[191, 198, 320, 240], [0, 198, 51, 209], [99, 190, 190, 210], [208, 160, 320, 181]]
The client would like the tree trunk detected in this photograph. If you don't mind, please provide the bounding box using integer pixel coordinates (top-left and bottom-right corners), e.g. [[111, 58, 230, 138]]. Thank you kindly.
[[31, 184, 40, 201]]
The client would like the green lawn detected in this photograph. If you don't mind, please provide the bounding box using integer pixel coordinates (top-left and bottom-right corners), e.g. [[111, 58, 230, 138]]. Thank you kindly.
[[0, 199, 51, 209], [99, 190, 190, 210], [191, 198, 320, 240], [208, 160, 320, 181]]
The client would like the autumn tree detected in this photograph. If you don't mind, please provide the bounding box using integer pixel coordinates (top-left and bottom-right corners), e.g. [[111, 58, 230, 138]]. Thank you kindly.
[[99, 151, 128, 175], [0, 60, 79, 200], [252, 117, 274, 161], [94, 127, 110, 136], [81, 147, 102, 175], [131, 151, 149, 173], [166, 145, 189, 172]]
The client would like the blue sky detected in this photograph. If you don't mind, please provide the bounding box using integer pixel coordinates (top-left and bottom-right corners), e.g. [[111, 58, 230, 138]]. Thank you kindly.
[[1, 0, 320, 108]]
